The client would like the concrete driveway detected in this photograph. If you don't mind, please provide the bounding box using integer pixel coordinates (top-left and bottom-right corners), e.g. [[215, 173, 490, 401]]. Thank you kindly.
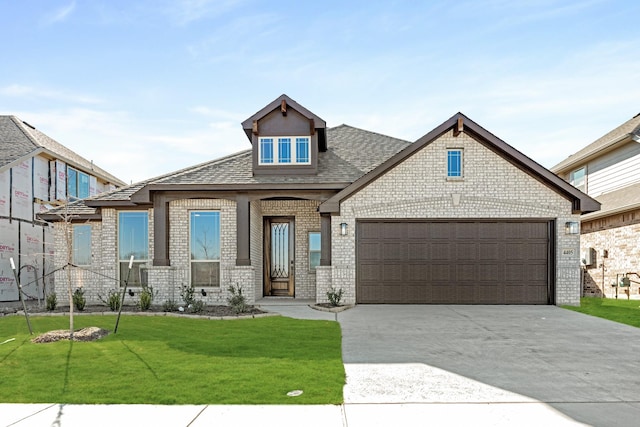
[[338, 305, 640, 426]]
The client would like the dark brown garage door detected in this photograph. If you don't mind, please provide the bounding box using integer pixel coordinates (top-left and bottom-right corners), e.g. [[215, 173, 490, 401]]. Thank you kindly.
[[356, 220, 552, 304]]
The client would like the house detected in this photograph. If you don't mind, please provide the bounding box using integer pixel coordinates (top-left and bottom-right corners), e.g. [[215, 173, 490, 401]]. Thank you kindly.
[[41, 95, 599, 307], [551, 113, 640, 298], [0, 116, 125, 302]]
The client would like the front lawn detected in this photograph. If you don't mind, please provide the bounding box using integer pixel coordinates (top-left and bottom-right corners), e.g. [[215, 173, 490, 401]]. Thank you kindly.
[[563, 297, 640, 328], [0, 315, 344, 404]]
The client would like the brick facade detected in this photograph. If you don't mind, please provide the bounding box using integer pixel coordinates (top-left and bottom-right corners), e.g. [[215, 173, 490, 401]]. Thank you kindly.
[[320, 130, 582, 305], [580, 208, 640, 298]]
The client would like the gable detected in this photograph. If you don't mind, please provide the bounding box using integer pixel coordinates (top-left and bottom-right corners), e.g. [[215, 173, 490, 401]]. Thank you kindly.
[[339, 129, 574, 218], [320, 113, 600, 215], [242, 94, 327, 176]]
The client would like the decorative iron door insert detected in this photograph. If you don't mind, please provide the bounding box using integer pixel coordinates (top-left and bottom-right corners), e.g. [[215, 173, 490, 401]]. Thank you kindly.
[[264, 217, 295, 296]]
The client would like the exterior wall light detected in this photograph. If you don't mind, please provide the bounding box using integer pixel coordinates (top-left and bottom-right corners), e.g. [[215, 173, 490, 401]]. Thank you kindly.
[[565, 221, 580, 235], [340, 222, 348, 236]]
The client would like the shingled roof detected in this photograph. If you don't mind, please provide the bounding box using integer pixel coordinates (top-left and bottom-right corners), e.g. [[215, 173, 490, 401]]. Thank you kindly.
[[0, 115, 126, 186], [551, 113, 640, 173], [40, 124, 411, 219]]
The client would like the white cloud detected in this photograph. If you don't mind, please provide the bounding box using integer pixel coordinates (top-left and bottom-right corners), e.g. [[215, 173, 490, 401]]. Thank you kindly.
[[42, 1, 76, 25], [8, 107, 250, 184]]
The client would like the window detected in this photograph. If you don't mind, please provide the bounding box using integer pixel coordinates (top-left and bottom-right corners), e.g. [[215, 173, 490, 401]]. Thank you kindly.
[[67, 167, 90, 199], [190, 211, 221, 286], [260, 138, 274, 164], [308, 232, 321, 271], [259, 136, 311, 165], [570, 167, 586, 192], [296, 137, 310, 163], [118, 212, 149, 286], [72, 224, 92, 266], [67, 167, 77, 198], [447, 149, 463, 178], [278, 138, 291, 163]]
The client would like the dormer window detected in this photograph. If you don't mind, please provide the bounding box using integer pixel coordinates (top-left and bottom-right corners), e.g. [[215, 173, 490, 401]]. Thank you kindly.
[[259, 136, 311, 165]]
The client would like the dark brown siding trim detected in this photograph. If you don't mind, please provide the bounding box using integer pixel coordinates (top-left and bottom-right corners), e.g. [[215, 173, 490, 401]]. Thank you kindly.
[[236, 193, 251, 266], [320, 213, 331, 266], [152, 193, 170, 266], [128, 184, 348, 204]]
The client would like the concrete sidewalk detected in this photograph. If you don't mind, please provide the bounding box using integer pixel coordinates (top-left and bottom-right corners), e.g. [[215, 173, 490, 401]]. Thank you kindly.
[[2, 302, 633, 426]]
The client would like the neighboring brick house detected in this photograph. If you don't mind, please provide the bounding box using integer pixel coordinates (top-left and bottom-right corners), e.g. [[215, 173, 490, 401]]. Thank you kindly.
[[551, 113, 640, 298], [41, 95, 599, 307], [0, 116, 125, 302]]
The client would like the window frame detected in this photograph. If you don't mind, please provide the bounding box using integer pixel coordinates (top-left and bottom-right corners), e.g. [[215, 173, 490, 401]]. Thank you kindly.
[[66, 166, 91, 199], [446, 148, 463, 179], [189, 210, 221, 287], [72, 224, 92, 266], [117, 211, 149, 287], [569, 166, 586, 192], [308, 231, 321, 272], [258, 136, 311, 165]]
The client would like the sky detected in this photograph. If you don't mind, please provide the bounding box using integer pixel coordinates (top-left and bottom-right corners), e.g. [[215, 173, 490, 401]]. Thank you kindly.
[[1, 0, 639, 184]]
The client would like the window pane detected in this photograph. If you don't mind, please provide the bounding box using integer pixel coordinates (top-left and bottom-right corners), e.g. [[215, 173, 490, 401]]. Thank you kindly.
[[260, 138, 273, 163], [278, 138, 291, 163], [296, 137, 309, 163], [190, 211, 220, 260], [309, 232, 321, 270], [118, 212, 149, 261], [309, 252, 321, 270], [309, 232, 321, 251], [570, 167, 585, 191], [78, 172, 90, 198], [67, 168, 78, 198], [72, 224, 91, 265], [119, 261, 147, 286], [447, 150, 462, 177], [191, 262, 220, 286]]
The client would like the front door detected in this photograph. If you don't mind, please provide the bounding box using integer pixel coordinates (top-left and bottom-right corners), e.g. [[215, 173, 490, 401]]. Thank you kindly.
[[264, 217, 295, 296]]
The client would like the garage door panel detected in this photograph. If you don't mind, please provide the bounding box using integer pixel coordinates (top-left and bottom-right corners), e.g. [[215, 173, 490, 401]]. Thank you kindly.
[[357, 220, 551, 304], [456, 242, 477, 260], [359, 262, 383, 281], [359, 242, 381, 261], [408, 243, 429, 260], [457, 264, 476, 281], [432, 243, 452, 260], [383, 243, 404, 260]]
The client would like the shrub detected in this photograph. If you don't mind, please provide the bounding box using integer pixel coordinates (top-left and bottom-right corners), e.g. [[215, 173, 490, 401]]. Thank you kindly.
[[326, 287, 344, 307], [138, 285, 154, 311], [45, 292, 57, 311], [227, 284, 248, 314], [73, 288, 86, 311], [190, 300, 205, 313], [98, 289, 121, 311], [180, 284, 196, 307], [162, 299, 178, 312]]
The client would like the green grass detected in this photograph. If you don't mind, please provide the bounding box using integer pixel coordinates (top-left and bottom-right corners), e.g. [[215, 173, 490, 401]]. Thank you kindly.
[[0, 315, 344, 404], [563, 297, 640, 328]]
